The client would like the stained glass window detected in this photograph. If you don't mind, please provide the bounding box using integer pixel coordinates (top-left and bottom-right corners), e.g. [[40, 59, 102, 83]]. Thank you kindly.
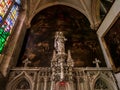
[[0, 0, 20, 53], [15, 0, 21, 5], [0, 0, 13, 24]]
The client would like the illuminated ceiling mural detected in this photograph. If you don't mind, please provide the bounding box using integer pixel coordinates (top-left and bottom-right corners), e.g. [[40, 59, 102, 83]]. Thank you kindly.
[[17, 5, 106, 67]]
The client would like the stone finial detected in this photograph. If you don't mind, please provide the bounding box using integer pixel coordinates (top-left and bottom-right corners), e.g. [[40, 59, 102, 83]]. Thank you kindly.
[[67, 50, 74, 67], [93, 58, 101, 68], [51, 50, 56, 61]]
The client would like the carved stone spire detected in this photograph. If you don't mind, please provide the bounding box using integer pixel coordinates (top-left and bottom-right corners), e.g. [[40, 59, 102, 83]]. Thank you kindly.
[[67, 50, 74, 67], [51, 50, 56, 61], [51, 50, 57, 67]]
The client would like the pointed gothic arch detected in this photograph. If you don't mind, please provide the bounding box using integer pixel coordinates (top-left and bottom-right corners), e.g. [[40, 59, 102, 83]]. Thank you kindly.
[[28, 3, 90, 27], [6, 72, 33, 90], [14, 78, 30, 90], [92, 73, 117, 90]]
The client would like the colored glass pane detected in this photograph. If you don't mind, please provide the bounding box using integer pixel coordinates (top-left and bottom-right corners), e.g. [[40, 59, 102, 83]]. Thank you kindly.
[[2, 31, 10, 39], [0, 0, 13, 23], [2, 1, 8, 15], [0, 34, 6, 53], [15, 0, 21, 5], [0, 28, 10, 53], [0, 0, 20, 53], [10, 4, 19, 20], [2, 11, 16, 32], [0, 28, 4, 35], [5, 0, 12, 7], [0, 15, 2, 23], [0, 1, 6, 17]]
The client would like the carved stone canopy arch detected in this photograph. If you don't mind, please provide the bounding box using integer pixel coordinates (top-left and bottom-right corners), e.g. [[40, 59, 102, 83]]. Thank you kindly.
[[6, 72, 33, 90], [93, 75, 115, 90], [15, 78, 30, 89], [94, 78, 108, 89], [7, 77, 32, 90]]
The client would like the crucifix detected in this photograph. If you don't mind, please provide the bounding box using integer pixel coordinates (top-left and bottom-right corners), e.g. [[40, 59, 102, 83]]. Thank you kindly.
[[93, 58, 101, 68], [22, 58, 31, 67]]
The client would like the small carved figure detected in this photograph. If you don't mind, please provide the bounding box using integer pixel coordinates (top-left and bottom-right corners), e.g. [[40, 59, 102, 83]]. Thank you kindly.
[[54, 31, 67, 54]]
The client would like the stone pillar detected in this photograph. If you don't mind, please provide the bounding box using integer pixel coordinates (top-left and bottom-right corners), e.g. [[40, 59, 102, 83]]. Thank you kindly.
[[69, 81, 74, 90], [77, 77, 80, 90], [50, 81, 55, 90], [44, 77, 47, 90], [36, 72, 40, 90], [83, 71, 89, 90], [80, 82, 84, 90], [79, 78, 84, 90]]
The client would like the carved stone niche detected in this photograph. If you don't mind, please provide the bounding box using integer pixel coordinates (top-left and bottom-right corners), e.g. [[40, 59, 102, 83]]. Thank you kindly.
[[16, 78, 30, 90], [86, 70, 118, 90], [94, 78, 108, 90]]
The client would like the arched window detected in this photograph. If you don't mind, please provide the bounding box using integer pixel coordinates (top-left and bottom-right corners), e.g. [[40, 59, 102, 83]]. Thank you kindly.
[[15, 78, 31, 90], [94, 78, 109, 90], [0, 0, 21, 53]]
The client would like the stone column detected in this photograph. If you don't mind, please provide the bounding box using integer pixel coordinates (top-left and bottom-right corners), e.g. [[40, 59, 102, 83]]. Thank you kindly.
[[36, 72, 40, 90], [79, 78, 84, 90], [83, 74, 89, 90], [50, 81, 55, 90], [44, 77, 47, 90], [69, 81, 74, 90], [77, 77, 80, 90]]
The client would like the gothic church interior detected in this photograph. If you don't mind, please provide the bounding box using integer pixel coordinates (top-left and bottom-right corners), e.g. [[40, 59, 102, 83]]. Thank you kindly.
[[0, 0, 120, 90]]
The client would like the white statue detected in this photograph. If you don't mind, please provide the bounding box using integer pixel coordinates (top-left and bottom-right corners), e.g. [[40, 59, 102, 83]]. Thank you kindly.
[[54, 31, 67, 54]]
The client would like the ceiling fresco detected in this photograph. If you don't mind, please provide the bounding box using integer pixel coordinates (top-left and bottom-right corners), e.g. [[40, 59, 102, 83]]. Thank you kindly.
[[17, 5, 106, 67]]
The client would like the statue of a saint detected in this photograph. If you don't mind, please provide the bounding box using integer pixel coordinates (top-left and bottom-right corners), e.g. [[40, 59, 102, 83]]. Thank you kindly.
[[54, 31, 67, 54]]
